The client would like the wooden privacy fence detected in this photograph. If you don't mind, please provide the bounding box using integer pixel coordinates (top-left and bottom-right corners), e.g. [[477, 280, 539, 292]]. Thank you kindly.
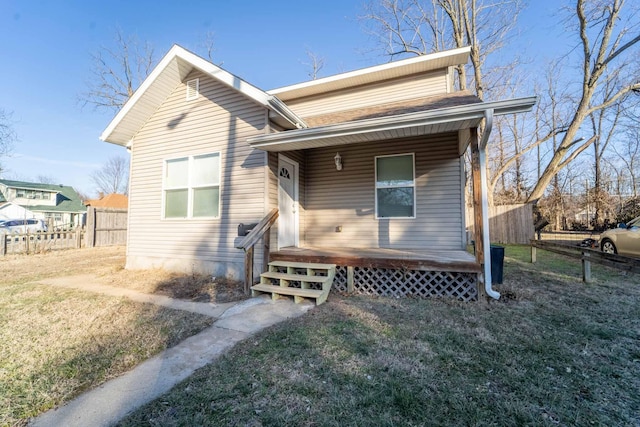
[[0, 229, 84, 255], [466, 203, 534, 244], [86, 206, 128, 247]]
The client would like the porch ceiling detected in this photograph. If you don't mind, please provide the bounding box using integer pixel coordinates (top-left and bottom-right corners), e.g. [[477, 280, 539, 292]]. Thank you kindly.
[[247, 96, 537, 153]]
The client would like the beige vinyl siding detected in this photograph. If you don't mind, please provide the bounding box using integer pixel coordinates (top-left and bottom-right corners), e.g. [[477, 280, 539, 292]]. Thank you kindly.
[[285, 70, 448, 118], [303, 133, 464, 250], [127, 69, 268, 279]]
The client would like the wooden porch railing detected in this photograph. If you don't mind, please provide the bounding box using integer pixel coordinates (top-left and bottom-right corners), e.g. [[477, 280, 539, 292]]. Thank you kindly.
[[236, 208, 279, 293]]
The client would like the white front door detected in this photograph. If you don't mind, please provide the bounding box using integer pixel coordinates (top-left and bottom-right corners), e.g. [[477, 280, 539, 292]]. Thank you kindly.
[[278, 155, 298, 248]]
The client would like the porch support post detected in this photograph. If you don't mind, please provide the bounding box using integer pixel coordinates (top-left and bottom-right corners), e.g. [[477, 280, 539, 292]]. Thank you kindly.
[[244, 246, 254, 294], [471, 128, 485, 268]]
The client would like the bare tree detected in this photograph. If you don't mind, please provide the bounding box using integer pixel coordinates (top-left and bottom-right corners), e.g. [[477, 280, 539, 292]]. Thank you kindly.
[[36, 175, 58, 184], [361, 0, 523, 97], [527, 0, 640, 202], [611, 127, 640, 198], [199, 30, 217, 63], [80, 29, 156, 112], [300, 48, 326, 80], [91, 156, 129, 195], [0, 108, 16, 174]]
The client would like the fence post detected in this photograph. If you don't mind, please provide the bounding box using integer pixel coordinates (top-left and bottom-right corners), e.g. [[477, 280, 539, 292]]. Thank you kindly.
[[0, 234, 5, 256], [582, 251, 592, 283], [531, 245, 537, 263], [87, 207, 96, 247], [75, 228, 82, 248]]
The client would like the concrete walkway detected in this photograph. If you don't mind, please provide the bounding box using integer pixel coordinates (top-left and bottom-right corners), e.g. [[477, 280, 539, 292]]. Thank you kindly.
[[29, 276, 314, 427]]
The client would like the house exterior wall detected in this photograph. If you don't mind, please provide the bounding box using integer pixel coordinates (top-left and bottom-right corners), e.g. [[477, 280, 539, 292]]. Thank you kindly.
[[126, 69, 269, 279], [283, 70, 449, 119], [301, 133, 465, 250]]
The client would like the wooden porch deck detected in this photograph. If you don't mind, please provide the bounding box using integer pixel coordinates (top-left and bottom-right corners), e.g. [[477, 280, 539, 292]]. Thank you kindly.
[[270, 246, 480, 273]]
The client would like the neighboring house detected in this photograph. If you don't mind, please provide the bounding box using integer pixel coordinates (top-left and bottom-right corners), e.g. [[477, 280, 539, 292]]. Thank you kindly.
[[101, 45, 535, 300], [85, 193, 129, 209], [0, 201, 34, 220], [0, 179, 86, 229]]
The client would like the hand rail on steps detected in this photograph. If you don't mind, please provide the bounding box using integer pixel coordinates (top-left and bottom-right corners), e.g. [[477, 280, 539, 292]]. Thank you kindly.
[[236, 208, 279, 293]]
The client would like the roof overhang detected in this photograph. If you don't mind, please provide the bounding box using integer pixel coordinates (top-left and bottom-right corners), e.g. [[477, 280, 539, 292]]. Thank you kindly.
[[100, 45, 306, 146], [247, 96, 537, 153], [269, 46, 471, 101]]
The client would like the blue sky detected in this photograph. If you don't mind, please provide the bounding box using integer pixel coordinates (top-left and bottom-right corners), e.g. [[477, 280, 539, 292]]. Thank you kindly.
[[0, 0, 566, 197]]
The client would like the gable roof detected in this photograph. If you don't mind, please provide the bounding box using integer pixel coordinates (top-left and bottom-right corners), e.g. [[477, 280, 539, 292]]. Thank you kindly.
[[0, 179, 86, 213], [100, 45, 307, 146], [269, 47, 471, 101], [84, 193, 128, 209]]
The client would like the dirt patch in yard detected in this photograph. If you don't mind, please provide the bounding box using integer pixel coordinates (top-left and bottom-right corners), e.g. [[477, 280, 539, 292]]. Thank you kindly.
[[102, 268, 247, 303], [1, 246, 247, 304]]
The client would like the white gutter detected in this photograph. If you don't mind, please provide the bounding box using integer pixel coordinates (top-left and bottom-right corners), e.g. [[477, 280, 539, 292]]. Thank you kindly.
[[267, 96, 307, 129], [478, 108, 500, 300], [248, 97, 537, 150]]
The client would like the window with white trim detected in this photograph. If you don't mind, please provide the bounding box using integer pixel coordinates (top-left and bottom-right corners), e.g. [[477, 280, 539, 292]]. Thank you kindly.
[[186, 78, 199, 100], [163, 153, 220, 218], [375, 153, 415, 218]]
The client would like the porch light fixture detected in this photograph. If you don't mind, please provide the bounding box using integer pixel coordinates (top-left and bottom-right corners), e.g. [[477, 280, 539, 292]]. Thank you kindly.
[[334, 152, 342, 171]]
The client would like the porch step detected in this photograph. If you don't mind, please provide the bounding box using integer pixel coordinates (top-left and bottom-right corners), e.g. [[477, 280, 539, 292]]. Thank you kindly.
[[252, 284, 323, 300], [267, 260, 336, 270], [260, 271, 329, 283], [251, 261, 336, 305]]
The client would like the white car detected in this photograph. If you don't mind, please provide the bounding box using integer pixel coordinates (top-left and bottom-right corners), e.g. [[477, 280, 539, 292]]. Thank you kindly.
[[0, 218, 48, 234]]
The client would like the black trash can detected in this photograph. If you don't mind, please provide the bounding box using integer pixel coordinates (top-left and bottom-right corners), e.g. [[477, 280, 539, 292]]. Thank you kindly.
[[490, 244, 505, 284]]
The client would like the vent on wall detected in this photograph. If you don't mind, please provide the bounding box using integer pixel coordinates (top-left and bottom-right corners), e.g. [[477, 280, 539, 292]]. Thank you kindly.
[[186, 78, 199, 100]]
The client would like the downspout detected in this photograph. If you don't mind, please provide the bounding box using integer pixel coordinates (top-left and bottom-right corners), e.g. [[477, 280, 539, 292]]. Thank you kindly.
[[478, 109, 500, 299]]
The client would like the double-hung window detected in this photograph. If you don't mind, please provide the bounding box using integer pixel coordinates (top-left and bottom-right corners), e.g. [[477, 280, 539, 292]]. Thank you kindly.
[[163, 153, 220, 218], [375, 153, 416, 218]]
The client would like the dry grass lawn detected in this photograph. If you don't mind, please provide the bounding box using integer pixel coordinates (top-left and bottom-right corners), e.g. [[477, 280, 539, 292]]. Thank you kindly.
[[0, 246, 247, 426], [118, 246, 640, 426]]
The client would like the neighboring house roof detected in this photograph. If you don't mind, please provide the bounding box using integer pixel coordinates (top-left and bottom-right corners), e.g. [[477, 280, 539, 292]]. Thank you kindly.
[[85, 193, 128, 209], [0, 179, 86, 213], [100, 45, 307, 146], [0, 179, 67, 192], [269, 47, 472, 101]]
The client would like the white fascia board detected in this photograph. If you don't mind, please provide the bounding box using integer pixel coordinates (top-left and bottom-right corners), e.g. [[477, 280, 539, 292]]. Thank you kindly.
[[268, 46, 471, 97], [100, 45, 306, 145], [100, 45, 185, 144], [247, 96, 537, 149]]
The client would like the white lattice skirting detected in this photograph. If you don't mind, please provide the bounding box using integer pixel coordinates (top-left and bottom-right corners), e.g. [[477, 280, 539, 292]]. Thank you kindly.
[[333, 266, 478, 302]]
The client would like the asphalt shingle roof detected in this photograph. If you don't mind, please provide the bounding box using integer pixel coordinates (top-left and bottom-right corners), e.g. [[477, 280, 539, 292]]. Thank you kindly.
[[303, 91, 482, 127]]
